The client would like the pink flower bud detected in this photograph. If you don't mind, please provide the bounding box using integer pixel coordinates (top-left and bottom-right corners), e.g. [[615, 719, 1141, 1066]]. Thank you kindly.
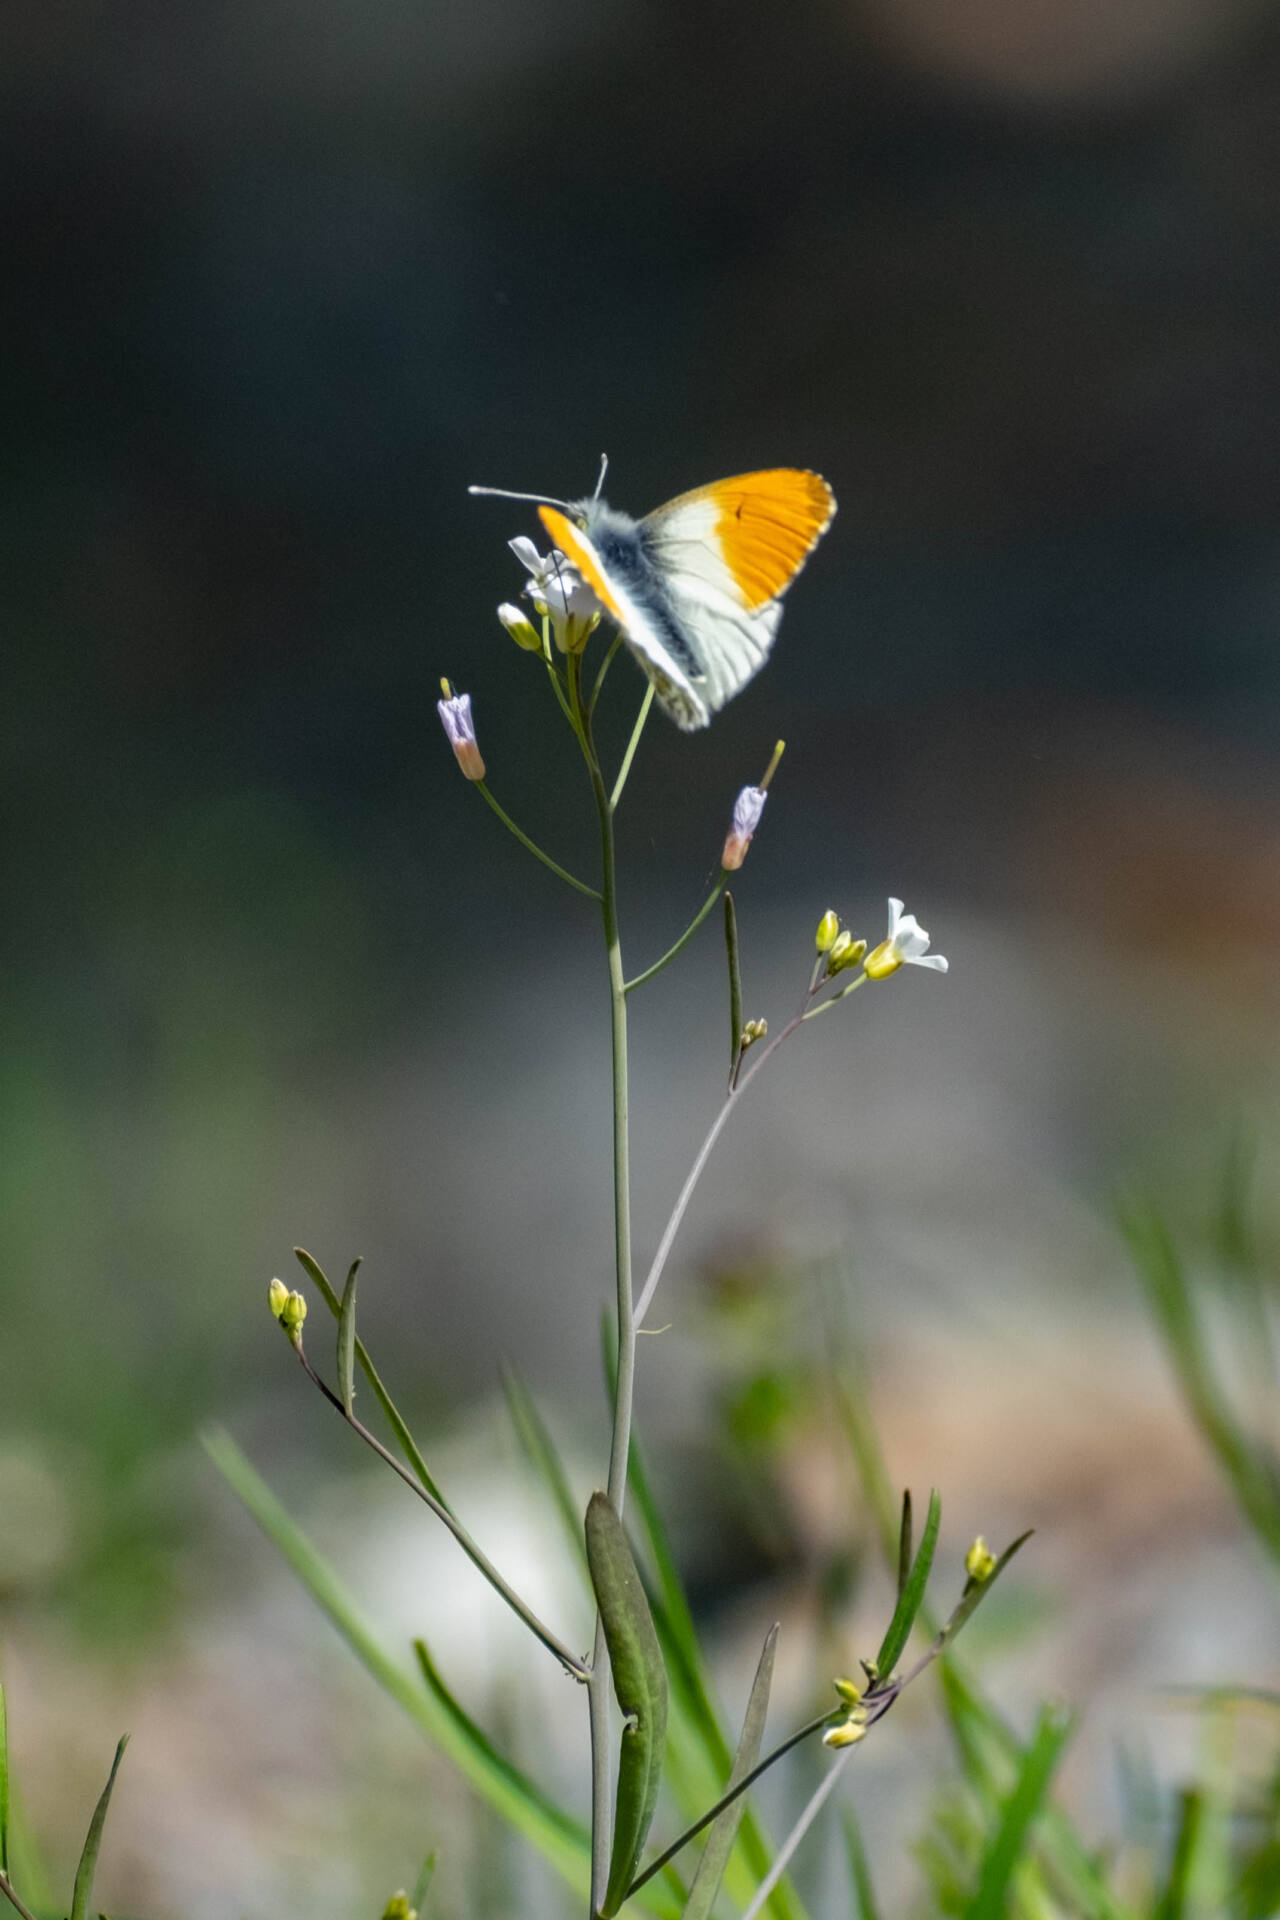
[[437, 685, 486, 782], [721, 785, 767, 871]]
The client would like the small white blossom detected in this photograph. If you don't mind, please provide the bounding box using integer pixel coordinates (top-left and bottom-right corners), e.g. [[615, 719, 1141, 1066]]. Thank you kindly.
[[864, 897, 948, 979], [508, 536, 600, 653], [721, 785, 767, 871]]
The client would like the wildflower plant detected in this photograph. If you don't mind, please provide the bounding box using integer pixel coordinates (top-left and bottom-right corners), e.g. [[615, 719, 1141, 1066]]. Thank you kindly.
[[211, 485, 1032, 1919]]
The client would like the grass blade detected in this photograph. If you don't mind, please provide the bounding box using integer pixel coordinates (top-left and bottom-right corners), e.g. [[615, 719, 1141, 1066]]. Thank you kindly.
[[337, 1257, 361, 1414], [294, 1248, 450, 1509], [69, 1736, 129, 1920], [500, 1365, 588, 1575], [410, 1849, 438, 1912], [962, 1703, 1073, 1920], [412, 1642, 587, 1856], [202, 1429, 687, 1911], [681, 1624, 778, 1920], [875, 1490, 940, 1678], [841, 1809, 881, 1920]]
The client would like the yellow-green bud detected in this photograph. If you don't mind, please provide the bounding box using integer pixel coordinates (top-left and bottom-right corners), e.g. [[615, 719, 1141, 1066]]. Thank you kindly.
[[740, 1017, 768, 1050], [496, 603, 542, 652], [279, 1289, 308, 1339], [965, 1536, 996, 1583], [833, 1676, 862, 1706], [381, 1896, 417, 1920], [828, 934, 867, 975], [822, 1717, 868, 1749], [862, 939, 901, 981], [815, 910, 839, 953], [268, 1276, 289, 1320]]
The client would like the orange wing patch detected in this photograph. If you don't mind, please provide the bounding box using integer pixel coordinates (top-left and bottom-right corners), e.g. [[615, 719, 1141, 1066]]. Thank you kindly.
[[538, 506, 627, 625], [700, 470, 835, 612]]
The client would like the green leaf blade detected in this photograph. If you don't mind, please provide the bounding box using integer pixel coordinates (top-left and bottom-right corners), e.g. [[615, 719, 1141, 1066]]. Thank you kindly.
[[962, 1702, 1073, 1920], [585, 1492, 670, 1918], [69, 1736, 129, 1920], [875, 1489, 941, 1678], [680, 1624, 778, 1920], [337, 1257, 361, 1414]]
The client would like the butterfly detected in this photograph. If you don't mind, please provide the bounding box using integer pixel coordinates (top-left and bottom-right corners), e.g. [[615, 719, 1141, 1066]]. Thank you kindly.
[[472, 465, 836, 730]]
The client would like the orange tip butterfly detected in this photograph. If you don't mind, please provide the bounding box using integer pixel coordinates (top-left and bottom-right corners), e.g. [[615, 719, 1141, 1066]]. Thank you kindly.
[[470, 461, 836, 730]]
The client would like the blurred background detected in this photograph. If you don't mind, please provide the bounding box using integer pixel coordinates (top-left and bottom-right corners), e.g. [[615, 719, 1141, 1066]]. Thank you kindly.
[[5, 0, 1280, 1910]]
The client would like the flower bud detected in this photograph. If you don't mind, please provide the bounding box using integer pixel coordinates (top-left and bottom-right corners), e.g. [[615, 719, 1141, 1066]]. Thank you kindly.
[[436, 681, 486, 782], [815, 910, 840, 954], [739, 1018, 768, 1050], [862, 939, 901, 981], [496, 603, 542, 652], [268, 1276, 289, 1320], [381, 1896, 417, 1920], [721, 786, 767, 871], [828, 934, 867, 975], [279, 1289, 308, 1341], [833, 1676, 862, 1706], [965, 1536, 996, 1583], [822, 1717, 868, 1749]]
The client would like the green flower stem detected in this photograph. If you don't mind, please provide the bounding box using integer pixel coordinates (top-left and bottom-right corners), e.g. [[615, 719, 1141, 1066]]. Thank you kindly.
[[610, 683, 655, 809], [633, 1008, 807, 1329], [624, 1711, 834, 1901], [291, 1342, 589, 1680], [590, 632, 624, 715], [802, 971, 867, 1019], [473, 781, 601, 901], [624, 876, 727, 994], [0, 1873, 38, 1920], [569, 651, 640, 1916]]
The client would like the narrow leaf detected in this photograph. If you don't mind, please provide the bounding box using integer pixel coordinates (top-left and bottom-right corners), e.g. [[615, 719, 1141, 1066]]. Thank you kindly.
[[585, 1492, 670, 1918], [963, 1703, 1073, 1920], [896, 1492, 913, 1603], [70, 1736, 129, 1920], [337, 1257, 361, 1414], [295, 1248, 450, 1508], [934, 1531, 1035, 1655], [841, 1810, 881, 1920], [680, 1625, 778, 1920], [410, 1850, 438, 1911], [724, 892, 743, 1076], [0, 1683, 9, 1876], [875, 1489, 940, 1678]]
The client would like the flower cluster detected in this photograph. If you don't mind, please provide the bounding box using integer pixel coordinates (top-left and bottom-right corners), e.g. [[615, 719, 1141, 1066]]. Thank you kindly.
[[508, 537, 601, 654]]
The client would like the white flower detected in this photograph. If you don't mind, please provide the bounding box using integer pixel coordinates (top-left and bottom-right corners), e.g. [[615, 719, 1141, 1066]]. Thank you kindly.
[[863, 897, 948, 979], [721, 785, 767, 871], [508, 536, 601, 653]]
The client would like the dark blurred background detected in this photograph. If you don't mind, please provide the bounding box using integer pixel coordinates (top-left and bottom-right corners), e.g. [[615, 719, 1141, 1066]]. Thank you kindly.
[[5, 0, 1280, 1909]]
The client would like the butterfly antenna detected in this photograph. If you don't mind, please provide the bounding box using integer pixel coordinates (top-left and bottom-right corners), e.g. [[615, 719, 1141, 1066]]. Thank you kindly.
[[592, 453, 609, 502], [467, 483, 575, 511]]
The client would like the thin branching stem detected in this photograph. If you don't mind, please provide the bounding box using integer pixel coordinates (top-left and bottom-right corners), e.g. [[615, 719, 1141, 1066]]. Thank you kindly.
[[0, 1876, 38, 1920], [624, 875, 727, 994], [474, 781, 600, 900], [590, 631, 624, 715], [291, 1343, 588, 1679], [739, 1753, 853, 1920]]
